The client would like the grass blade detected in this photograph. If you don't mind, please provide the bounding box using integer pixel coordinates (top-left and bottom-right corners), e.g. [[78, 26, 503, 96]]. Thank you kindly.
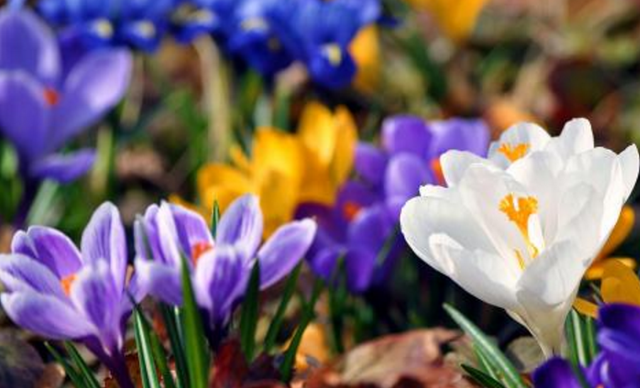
[[180, 257, 210, 388], [239, 260, 261, 361], [160, 304, 189, 388], [462, 364, 506, 388], [63, 342, 101, 388], [566, 309, 588, 366], [263, 263, 302, 353], [443, 304, 526, 388], [45, 342, 86, 388], [133, 308, 162, 388], [280, 278, 324, 382], [210, 201, 220, 237]]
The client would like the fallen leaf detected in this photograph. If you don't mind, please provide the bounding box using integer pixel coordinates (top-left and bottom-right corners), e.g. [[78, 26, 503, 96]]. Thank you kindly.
[[306, 329, 478, 388]]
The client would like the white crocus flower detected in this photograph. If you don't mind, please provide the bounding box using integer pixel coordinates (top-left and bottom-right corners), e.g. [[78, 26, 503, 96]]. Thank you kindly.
[[400, 119, 639, 357]]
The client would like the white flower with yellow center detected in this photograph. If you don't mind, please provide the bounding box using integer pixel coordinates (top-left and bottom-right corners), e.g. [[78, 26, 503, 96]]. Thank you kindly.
[[400, 119, 639, 357]]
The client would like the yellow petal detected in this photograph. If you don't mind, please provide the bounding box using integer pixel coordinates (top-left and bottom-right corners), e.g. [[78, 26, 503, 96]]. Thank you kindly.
[[573, 297, 598, 319], [258, 170, 300, 236], [585, 257, 636, 280], [601, 259, 640, 306], [229, 144, 252, 174], [298, 102, 338, 168], [409, 0, 489, 42], [595, 206, 635, 262], [350, 25, 380, 93], [196, 164, 253, 211], [253, 128, 304, 184]]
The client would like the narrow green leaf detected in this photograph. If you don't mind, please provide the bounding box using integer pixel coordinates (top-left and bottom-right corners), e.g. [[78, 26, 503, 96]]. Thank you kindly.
[[45, 342, 86, 388], [443, 304, 526, 388], [160, 304, 189, 388], [210, 201, 220, 237], [180, 257, 210, 388], [263, 263, 302, 353], [584, 316, 598, 363], [63, 342, 101, 388], [461, 364, 506, 388], [239, 260, 261, 361], [280, 278, 324, 382], [566, 309, 588, 366], [475, 345, 500, 381], [133, 308, 162, 388]]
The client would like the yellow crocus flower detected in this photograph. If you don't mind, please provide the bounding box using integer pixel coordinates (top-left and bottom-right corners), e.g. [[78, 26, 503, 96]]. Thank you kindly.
[[585, 206, 636, 280], [350, 25, 380, 93], [406, 0, 489, 42], [575, 259, 640, 318], [193, 102, 357, 236]]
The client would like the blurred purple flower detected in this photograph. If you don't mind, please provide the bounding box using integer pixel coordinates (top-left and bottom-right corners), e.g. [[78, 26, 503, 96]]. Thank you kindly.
[[533, 303, 640, 387], [301, 116, 490, 292], [0, 203, 140, 388], [0, 5, 132, 184], [134, 194, 316, 328]]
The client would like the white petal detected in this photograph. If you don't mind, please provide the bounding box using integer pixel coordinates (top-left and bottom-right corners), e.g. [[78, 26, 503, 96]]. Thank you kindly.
[[545, 118, 594, 161], [488, 122, 551, 165], [618, 144, 639, 200], [440, 150, 495, 187]]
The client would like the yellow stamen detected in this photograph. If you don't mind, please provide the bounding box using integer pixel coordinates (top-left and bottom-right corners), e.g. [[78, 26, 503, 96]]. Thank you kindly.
[[60, 274, 77, 296], [431, 157, 445, 185], [342, 201, 361, 221], [498, 143, 530, 162], [499, 194, 539, 264]]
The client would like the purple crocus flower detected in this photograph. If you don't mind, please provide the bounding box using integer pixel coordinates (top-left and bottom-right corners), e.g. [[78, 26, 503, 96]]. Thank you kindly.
[[0, 203, 140, 388], [301, 116, 490, 292], [533, 304, 640, 387], [134, 194, 316, 330], [0, 5, 132, 184]]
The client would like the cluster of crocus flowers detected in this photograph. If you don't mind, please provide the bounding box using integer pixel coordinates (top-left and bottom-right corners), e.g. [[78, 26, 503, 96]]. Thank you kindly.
[[300, 115, 490, 292], [0, 203, 141, 388], [172, 0, 381, 88], [401, 118, 639, 356], [37, 0, 175, 52], [0, 4, 131, 195], [134, 194, 316, 331], [196, 102, 356, 236]]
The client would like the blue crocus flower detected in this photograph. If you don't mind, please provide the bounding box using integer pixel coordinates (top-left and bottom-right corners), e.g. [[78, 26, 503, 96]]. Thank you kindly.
[[170, 0, 236, 44], [0, 5, 131, 184], [38, 0, 177, 52]]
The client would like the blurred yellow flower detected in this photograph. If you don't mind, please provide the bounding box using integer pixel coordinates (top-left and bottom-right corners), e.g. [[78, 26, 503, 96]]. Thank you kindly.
[[585, 206, 636, 280], [575, 259, 640, 318], [350, 25, 380, 93], [406, 0, 489, 42], [194, 102, 357, 236]]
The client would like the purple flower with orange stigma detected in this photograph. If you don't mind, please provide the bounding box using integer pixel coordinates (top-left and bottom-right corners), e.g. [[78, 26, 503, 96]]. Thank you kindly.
[[301, 116, 490, 292], [0, 5, 131, 209], [0, 203, 141, 388], [134, 194, 316, 330]]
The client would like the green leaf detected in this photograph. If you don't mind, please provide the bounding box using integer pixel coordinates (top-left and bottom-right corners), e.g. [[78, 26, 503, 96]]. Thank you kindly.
[[160, 304, 189, 388], [566, 309, 592, 366], [180, 256, 210, 388], [45, 342, 86, 388], [475, 345, 500, 381], [149, 323, 178, 388], [443, 304, 526, 388], [263, 263, 302, 353], [328, 257, 347, 354], [461, 364, 506, 388], [210, 201, 220, 238], [280, 278, 324, 382], [63, 342, 101, 388], [133, 308, 162, 388], [584, 316, 598, 362], [239, 260, 261, 361]]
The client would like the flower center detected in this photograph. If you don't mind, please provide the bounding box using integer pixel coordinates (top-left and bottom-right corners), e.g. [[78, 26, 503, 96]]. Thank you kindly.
[[43, 88, 59, 106], [191, 241, 214, 267], [60, 274, 77, 296], [499, 193, 539, 269], [431, 157, 445, 185], [342, 201, 362, 221], [498, 143, 529, 162], [322, 44, 342, 66], [92, 19, 114, 38]]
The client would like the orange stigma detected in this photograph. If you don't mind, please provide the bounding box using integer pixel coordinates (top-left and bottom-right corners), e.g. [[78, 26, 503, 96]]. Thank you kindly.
[[499, 193, 540, 265], [60, 274, 77, 296], [191, 241, 214, 266], [342, 201, 361, 221], [498, 143, 529, 162], [431, 157, 445, 185], [43, 88, 60, 106]]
